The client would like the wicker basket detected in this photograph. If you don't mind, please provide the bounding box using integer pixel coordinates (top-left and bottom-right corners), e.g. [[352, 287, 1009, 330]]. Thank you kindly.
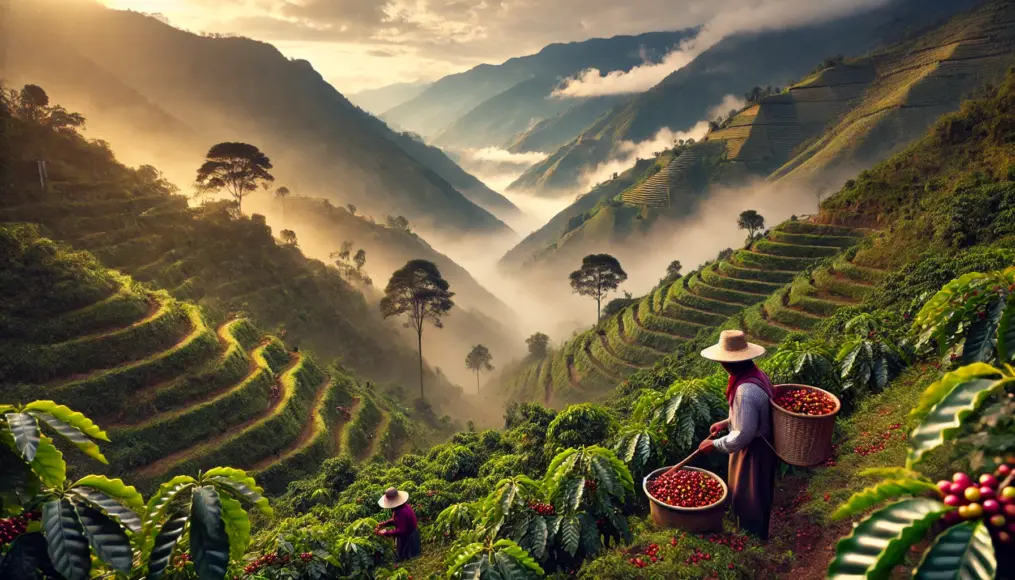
[[770, 383, 840, 467], [643, 466, 727, 532]]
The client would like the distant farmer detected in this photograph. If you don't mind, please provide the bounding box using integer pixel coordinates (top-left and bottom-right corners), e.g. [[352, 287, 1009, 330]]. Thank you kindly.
[[375, 487, 420, 561], [696, 330, 776, 541]]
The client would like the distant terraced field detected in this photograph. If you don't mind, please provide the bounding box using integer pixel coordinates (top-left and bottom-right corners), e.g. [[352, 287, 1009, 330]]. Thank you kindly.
[[0, 223, 364, 493], [500, 220, 882, 405]]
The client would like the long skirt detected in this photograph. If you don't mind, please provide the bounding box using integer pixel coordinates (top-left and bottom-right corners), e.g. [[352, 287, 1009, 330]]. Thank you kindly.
[[396, 528, 422, 561], [728, 437, 777, 541]]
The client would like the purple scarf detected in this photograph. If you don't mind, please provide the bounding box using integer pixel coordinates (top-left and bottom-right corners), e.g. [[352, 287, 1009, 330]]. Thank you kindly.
[[726, 364, 774, 407]]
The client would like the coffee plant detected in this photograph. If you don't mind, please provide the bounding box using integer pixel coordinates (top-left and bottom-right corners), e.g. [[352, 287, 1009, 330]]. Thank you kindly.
[[445, 538, 543, 579], [835, 313, 910, 399]]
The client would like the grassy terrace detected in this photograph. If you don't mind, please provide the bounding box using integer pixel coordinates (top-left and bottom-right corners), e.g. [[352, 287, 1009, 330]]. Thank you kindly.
[[505, 220, 878, 403]]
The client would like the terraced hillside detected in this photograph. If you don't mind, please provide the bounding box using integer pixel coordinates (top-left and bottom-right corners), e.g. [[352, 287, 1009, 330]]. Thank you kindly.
[[499, 220, 879, 405], [620, 148, 704, 207], [0, 223, 384, 493]]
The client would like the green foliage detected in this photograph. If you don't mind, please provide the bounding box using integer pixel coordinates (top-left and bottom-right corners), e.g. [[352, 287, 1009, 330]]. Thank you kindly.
[[835, 314, 910, 400], [569, 254, 628, 323], [762, 337, 837, 388], [545, 404, 616, 454], [913, 521, 996, 580], [830, 479, 939, 520], [445, 539, 544, 579]]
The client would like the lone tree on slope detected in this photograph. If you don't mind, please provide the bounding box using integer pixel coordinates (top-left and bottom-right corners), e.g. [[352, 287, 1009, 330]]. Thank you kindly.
[[380, 259, 455, 401], [569, 253, 628, 324], [663, 260, 682, 284], [737, 209, 766, 244], [465, 344, 494, 393], [280, 229, 298, 246], [526, 332, 550, 359], [195, 142, 274, 213]]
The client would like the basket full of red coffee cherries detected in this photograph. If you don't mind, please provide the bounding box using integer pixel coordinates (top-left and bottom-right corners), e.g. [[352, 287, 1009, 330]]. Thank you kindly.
[[770, 384, 841, 467], [643, 466, 728, 532]]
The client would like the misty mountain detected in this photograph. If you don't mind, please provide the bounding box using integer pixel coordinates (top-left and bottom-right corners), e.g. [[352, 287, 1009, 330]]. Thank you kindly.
[[9, 0, 511, 239], [381, 30, 696, 145], [346, 81, 433, 116], [504, 95, 628, 154], [508, 0, 978, 195], [500, 0, 1012, 275]]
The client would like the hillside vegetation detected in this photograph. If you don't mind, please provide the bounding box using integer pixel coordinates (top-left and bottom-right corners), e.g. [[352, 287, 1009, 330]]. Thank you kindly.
[[501, 0, 1015, 272], [508, 0, 975, 195], [8, 0, 510, 238], [0, 88, 473, 410]]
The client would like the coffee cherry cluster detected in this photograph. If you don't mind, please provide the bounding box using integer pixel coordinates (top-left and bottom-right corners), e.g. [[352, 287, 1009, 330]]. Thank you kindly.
[[627, 542, 662, 568], [299, 552, 313, 563], [0, 512, 37, 545], [243, 552, 290, 575], [647, 469, 724, 508], [528, 501, 555, 516], [583, 479, 598, 491], [938, 462, 1015, 545], [683, 546, 713, 565], [773, 388, 836, 415]]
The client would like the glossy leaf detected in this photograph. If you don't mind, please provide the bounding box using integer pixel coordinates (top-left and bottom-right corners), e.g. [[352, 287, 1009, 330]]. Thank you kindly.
[[908, 371, 1014, 467], [207, 474, 271, 517], [22, 402, 109, 441], [827, 498, 946, 579], [30, 436, 65, 488], [492, 539, 544, 576], [75, 504, 132, 574], [42, 498, 91, 580], [189, 486, 229, 580], [560, 515, 580, 556], [960, 297, 1004, 364], [997, 291, 1015, 364], [523, 516, 548, 560], [911, 363, 1001, 418], [217, 493, 250, 561], [445, 543, 485, 578], [831, 479, 940, 520], [913, 520, 996, 580], [0, 532, 56, 580], [147, 508, 188, 579], [72, 475, 144, 509], [142, 476, 196, 536], [6, 413, 40, 463], [29, 412, 107, 464]]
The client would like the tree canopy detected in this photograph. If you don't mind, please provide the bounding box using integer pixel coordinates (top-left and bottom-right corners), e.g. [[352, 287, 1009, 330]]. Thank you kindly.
[[465, 344, 494, 392], [380, 259, 455, 400], [194, 142, 274, 213], [569, 254, 628, 323], [737, 209, 766, 242], [525, 332, 550, 359]]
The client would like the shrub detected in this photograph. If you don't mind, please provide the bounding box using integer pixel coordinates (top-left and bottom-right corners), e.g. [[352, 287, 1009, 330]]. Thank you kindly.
[[545, 403, 617, 453]]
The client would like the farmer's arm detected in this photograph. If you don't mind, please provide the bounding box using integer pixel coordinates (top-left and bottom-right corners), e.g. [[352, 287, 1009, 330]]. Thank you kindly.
[[713, 384, 764, 454]]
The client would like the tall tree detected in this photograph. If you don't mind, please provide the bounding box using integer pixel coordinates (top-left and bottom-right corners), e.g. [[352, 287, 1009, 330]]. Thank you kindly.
[[194, 142, 274, 213], [569, 254, 628, 324], [380, 260, 455, 400], [274, 186, 290, 220], [353, 249, 367, 271], [664, 260, 682, 283], [280, 229, 298, 246], [737, 209, 766, 243], [526, 332, 550, 359], [465, 344, 494, 393]]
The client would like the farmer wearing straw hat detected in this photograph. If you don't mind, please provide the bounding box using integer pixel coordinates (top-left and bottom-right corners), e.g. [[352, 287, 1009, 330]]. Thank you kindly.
[[696, 330, 776, 541], [375, 487, 421, 561]]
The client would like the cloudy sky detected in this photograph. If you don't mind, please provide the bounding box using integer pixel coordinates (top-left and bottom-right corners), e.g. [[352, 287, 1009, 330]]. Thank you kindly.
[[97, 0, 889, 94]]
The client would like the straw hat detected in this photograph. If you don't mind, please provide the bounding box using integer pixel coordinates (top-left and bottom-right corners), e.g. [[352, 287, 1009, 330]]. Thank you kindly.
[[378, 487, 409, 509], [700, 330, 766, 362]]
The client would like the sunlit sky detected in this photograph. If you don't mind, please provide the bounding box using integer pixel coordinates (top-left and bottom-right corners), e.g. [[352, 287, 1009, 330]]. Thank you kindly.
[[95, 0, 890, 94]]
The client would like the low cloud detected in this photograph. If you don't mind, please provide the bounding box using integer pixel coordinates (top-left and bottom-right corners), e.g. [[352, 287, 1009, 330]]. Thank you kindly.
[[707, 94, 746, 121], [577, 121, 709, 192], [553, 36, 701, 98], [469, 147, 549, 165]]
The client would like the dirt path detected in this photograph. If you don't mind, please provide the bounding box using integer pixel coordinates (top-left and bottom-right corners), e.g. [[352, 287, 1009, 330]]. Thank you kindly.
[[362, 410, 391, 460], [583, 342, 624, 381], [566, 357, 584, 391], [134, 351, 301, 479], [597, 334, 649, 369], [245, 373, 333, 472], [334, 397, 362, 453]]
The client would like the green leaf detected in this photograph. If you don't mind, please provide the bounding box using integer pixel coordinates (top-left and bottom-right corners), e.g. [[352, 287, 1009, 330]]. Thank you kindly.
[[70, 486, 142, 535], [827, 498, 946, 579], [72, 474, 144, 512], [960, 297, 1003, 365], [0, 532, 57, 580], [30, 435, 65, 488], [446, 542, 485, 578], [589, 454, 621, 499], [147, 508, 188, 579], [29, 412, 107, 464], [42, 498, 91, 580], [524, 517, 547, 560], [217, 493, 250, 561], [74, 504, 132, 574], [911, 363, 1002, 418], [493, 540, 543, 575], [997, 292, 1015, 364], [6, 413, 40, 463], [831, 479, 941, 520], [562, 477, 584, 513], [22, 402, 109, 442], [560, 515, 580, 556], [189, 486, 229, 580], [142, 476, 196, 536], [207, 475, 271, 517], [908, 371, 1014, 467], [913, 521, 996, 580]]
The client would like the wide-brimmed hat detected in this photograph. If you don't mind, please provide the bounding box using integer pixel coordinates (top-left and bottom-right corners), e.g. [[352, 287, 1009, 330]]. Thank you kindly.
[[700, 330, 766, 362], [378, 487, 409, 509]]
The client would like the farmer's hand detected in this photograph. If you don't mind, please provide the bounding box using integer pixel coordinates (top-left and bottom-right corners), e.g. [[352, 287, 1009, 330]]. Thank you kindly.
[[709, 419, 729, 436], [698, 439, 715, 455]]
